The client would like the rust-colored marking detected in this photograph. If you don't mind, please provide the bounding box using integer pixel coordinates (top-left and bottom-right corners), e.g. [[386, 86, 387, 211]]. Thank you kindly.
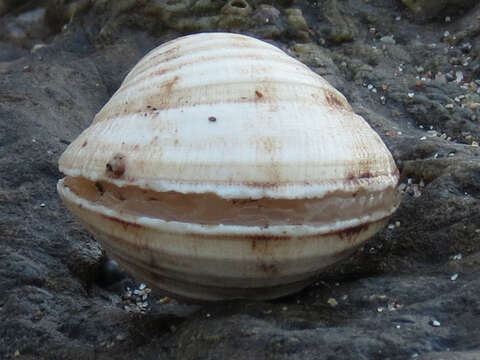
[[243, 181, 279, 189], [258, 263, 278, 274], [208, 116, 216, 122], [255, 90, 263, 98], [359, 172, 373, 179], [336, 222, 370, 242], [106, 154, 126, 178], [164, 75, 180, 95], [82, 140, 88, 148], [324, 90, 351, 111], [261, 137, 276, 153], [101, 214, 142, 230]]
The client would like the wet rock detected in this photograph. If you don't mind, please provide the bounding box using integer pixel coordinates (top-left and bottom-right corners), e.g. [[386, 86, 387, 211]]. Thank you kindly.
[[315, 0, 356, 44], [285, 8, 311, 42], [402, 0, 478, 22]]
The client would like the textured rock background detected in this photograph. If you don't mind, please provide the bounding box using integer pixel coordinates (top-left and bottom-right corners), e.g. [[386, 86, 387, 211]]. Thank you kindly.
[[1, 0, 479, 359]]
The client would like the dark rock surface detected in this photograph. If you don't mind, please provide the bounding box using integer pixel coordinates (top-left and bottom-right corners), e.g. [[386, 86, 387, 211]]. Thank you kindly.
[[1, 0, 479, 359]]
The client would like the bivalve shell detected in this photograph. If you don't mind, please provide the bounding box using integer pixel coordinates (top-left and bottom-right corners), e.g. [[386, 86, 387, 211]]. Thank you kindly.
[[57, 32, 400, 301]]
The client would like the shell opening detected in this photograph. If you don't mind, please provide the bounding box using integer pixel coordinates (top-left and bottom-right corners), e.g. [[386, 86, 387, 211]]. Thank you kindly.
[[62, 176, 399, 228]]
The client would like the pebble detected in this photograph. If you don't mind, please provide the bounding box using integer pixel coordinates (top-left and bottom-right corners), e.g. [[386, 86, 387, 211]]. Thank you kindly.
[[456, 71, 464, 83], [450, 273, 458, 281], [122, 283, 152, 313], [115, 333, 127, 341], [452, 253, 463, 261], [430, 320, 441, 327], [420, 136, 427, 140], [380, 35, 395, 44], [327, 298, 338, 307], [408, 92, 415, 98]]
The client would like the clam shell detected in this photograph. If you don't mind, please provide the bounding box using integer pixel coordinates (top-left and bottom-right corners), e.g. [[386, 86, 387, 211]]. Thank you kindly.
[[57, 32, 400, 301]]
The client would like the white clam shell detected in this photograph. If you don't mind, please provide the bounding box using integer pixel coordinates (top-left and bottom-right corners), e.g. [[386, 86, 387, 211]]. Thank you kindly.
[[57, 32, 400, 301]]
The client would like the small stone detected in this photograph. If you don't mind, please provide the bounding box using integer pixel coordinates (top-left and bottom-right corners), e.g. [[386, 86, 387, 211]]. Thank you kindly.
[[377, 307, 384, 313], [40, 203, 46, 207], [380, 35, 395, 44], [139, 283, 146, 290], [396, 325, 401, 329], [452, 253, 463, 260], [472, 141, 479, 147], [206, 313, 211, 318], [420, 136, 427, 140], [456, 71, 464, 83], [395, 221, 401, 227], [157, 297, 170, 304], [450, 273, 458, 281], [327, 298, 338, 307], [431, 320, 441, 327], [445, 16, 451, 23], [388, 224, 395, 230], [415, 66, 424, 73], [116, 333, 127, 341], [445, 103, 454, 109], [408, 92, 415, 98]]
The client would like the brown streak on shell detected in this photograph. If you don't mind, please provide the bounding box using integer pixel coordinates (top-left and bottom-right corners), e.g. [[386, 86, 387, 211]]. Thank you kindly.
[[101, 214, 142, 230], [95, 82, 328, 122], [258, 263, 279, 274], [324, 89, 352, 111], [164, 75, 180, 95], [337, 222, 371, 243]]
